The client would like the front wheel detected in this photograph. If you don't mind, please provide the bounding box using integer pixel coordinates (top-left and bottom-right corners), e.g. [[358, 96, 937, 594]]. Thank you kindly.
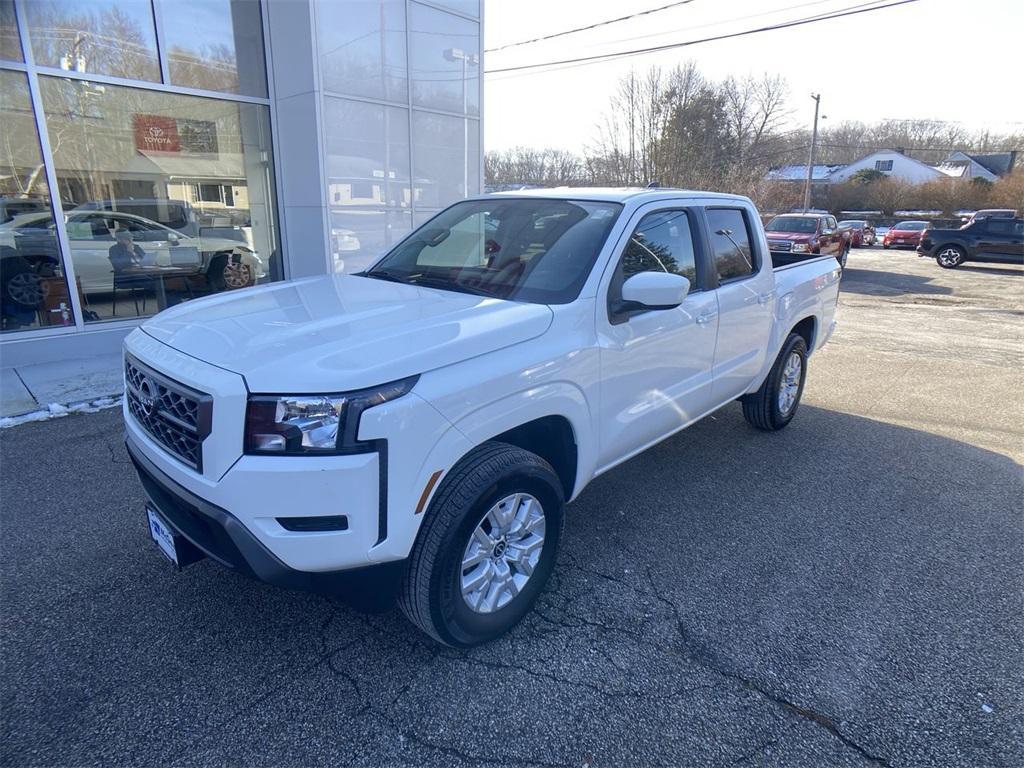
[[741, 333, 808, 431], [399, 442, 565, 647], [935, 245, 965, 269]]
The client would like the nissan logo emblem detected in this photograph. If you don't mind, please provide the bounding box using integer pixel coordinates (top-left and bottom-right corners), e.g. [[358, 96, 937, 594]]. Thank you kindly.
[[138, 376, 158, 416]]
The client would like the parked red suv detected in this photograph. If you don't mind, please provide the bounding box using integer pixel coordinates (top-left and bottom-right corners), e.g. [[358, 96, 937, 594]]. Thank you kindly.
[[765, 213, 852, 268], [883, 221, 928, 249]]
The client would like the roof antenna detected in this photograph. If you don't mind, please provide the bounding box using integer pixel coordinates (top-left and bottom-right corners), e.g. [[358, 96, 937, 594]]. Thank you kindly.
[[646, 181, 661, 188]]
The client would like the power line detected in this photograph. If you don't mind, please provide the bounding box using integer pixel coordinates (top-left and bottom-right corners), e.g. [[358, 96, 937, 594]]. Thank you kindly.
[[485, 0, 923, 75], [485, 0, 698, 53], [568, 0, 843, 50]]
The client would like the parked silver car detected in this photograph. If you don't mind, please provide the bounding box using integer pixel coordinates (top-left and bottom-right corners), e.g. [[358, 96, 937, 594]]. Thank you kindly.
[[0, 210, 264, 295]]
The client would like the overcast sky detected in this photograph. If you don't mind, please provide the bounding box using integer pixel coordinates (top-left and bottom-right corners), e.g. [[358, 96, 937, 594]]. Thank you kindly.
[[483, 0, 1024, 152]]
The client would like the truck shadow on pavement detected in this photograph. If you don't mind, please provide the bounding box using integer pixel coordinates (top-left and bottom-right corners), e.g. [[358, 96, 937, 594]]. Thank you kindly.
[[956, 264, 1024, 278], [1, 406, 1021, 767], [838, 267, 953, 297]]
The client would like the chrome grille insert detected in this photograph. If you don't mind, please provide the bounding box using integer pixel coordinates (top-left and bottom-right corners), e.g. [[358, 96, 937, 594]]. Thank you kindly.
[[767, 240, 793, 252], [125, 355, 212, 471]]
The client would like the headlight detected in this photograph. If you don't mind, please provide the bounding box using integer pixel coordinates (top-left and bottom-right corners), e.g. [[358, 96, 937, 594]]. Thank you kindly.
[[792, 243, 809, 252], [244, 376, 418, 455]]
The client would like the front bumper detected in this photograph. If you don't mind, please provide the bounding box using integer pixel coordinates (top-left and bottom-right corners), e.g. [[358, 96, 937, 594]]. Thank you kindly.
[[127, 435, 403, 599]]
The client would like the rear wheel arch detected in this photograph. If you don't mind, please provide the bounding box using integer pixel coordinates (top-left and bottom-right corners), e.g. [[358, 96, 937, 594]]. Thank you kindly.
[[790, 315, 817, 354]]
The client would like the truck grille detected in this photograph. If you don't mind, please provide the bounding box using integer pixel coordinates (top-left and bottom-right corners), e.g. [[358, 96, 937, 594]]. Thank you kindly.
[[767, 240, 792, 252], [125, 356, 212, 471]]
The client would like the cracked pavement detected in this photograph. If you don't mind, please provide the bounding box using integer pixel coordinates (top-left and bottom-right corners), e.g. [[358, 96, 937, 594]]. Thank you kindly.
[[2, 249, 1022, 767]]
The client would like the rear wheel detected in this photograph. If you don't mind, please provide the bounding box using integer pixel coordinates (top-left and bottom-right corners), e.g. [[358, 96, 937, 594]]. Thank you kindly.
[[741, 333, 808, 431], [935, 245, 965, 269], [1, 256, 45, 309], [399, 442, 565, 647]]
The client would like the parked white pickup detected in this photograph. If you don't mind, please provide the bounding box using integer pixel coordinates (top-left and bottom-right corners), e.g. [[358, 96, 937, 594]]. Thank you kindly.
[[123, 188, 840, 646]]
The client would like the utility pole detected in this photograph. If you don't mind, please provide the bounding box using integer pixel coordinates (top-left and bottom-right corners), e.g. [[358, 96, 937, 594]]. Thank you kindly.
[[802, 93, 821, 213]]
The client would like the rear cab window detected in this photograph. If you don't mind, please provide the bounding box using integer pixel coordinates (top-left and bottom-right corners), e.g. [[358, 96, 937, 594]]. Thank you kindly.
[[706, 207, 757, 283]]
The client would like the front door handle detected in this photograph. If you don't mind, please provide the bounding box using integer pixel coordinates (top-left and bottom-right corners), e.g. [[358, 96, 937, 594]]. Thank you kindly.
[[696, 309, 718, 326], [757, 291, 776, 305]]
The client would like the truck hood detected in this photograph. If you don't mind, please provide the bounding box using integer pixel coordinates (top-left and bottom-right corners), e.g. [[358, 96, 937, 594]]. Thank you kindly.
[[141, 274, 554, 392]]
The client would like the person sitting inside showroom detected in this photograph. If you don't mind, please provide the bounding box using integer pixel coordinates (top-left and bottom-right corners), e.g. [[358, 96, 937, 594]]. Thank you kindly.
[[108, 228, 146, 271]]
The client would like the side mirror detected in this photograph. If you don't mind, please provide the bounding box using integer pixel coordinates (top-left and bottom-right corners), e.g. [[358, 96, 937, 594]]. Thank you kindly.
[[620, 271, 690, 311]]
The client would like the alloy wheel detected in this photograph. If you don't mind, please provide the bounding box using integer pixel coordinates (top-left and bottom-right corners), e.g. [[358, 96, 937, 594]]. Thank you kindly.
[[937, 247, 963, 267], [460, 493, 546, 614], [6, 272, 46, 307], [223, 261, 252, 289], [778, 351, 802, 415]]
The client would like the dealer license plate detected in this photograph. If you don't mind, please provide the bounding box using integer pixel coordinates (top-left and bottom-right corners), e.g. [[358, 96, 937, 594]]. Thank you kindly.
[[896, 238, 905, 243], [146, 506, 179, 566]]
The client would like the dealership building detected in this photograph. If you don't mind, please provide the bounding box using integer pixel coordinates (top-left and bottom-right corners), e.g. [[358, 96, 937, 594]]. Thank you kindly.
[[0, 0, 482, 377]]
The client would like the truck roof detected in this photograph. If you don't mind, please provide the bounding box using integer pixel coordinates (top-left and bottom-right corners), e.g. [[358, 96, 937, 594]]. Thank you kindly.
[[484, 187, 751, 205]]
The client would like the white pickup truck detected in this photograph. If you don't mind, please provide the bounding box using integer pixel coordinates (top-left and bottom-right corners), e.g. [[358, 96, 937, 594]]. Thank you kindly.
[[124, 188, 840, 646]]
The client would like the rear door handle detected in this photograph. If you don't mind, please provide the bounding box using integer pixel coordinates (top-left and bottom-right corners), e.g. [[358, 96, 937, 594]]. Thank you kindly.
[[696, 310, 718, 326], [757, 291, 776, 305]]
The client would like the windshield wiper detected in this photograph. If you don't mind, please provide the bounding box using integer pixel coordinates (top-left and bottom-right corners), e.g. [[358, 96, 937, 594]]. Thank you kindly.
[[359, 269, 411, 285], [408, 275, 495, 298], [359, 270, 495, 298]]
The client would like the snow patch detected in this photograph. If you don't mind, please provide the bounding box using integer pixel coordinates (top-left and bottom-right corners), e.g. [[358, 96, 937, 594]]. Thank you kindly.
[[1, 396, 122, 429]]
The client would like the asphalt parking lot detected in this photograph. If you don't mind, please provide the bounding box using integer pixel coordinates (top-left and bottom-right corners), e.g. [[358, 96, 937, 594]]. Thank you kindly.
[[2, 247, 1022, 767]]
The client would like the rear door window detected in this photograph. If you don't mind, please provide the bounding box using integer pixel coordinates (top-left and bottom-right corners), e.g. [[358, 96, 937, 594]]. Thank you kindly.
[[706, 208, 756, 282], [986, 220, 1015, 237]]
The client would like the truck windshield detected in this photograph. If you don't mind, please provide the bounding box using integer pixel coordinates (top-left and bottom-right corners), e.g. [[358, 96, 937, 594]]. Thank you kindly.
[[364, 199, 622, 303], [766, 217, 818, 233]]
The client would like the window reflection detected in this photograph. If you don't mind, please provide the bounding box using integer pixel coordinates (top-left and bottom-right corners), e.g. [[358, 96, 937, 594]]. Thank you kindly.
[[0, 71, 73, 332], [409, 2, 479, 116], [331, 209, 411, 274], [319, 0, 406, 102], [24, 0, 160, 81], [324, 97, 410, 210], [160, 0, 268, 97], [429, 0, 480, 18], [38, 76, 281, 323], [413, 110, 480, 208], [1, 0, 22, 62]]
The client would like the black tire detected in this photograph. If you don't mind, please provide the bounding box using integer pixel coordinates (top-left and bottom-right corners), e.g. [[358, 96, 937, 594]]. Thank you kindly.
[[1, 252, 45, 310], [741, 333, 808, 431], [399, 441, 565, 647], [935, 245, 966, 269]]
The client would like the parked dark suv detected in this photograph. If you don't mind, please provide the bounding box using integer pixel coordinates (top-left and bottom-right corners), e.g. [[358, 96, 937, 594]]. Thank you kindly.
[[918, 216, 1024, 268]]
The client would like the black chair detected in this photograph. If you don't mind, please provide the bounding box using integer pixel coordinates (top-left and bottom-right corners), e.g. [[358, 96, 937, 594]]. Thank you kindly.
[[109, 259, 155, 317]]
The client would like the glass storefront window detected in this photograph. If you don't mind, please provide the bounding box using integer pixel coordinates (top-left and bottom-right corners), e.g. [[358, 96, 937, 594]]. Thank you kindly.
[[38, 76, 281, 323], [319, 0, 406, 103], [1, 0, 22, 62], [330, 208, 411, 274], [409, 2, 479, 116], [0, 70, 73, 332], [24, 0, 160, 82], [159, 0, 268, 97], [324, 96, 410, 211], [428, 0, 480, 18], [412, 110, 480, 208]]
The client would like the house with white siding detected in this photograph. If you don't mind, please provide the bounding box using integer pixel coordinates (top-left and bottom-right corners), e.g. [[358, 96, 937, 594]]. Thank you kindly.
[[828, 149, 946, 185]]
